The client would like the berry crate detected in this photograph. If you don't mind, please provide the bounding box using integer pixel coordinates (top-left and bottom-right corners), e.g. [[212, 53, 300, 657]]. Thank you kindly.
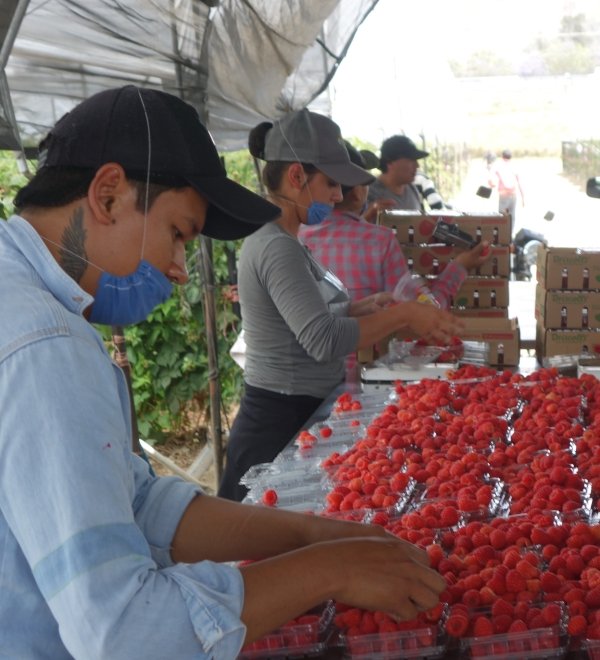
[[238, 601, 335, 659]]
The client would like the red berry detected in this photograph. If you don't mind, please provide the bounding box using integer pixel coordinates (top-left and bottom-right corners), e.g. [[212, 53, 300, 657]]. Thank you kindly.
[[446, 613, 469, 638], [472, 615, 494, 637], [261, 489, 278, 506], [319, 425, 333, 438]]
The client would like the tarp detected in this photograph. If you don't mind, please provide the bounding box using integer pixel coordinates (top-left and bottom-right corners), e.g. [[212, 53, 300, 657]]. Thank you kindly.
[[1, 0, 380, 152]]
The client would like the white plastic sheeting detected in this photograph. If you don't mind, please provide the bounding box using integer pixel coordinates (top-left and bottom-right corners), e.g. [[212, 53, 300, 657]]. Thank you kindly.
[[1, 0, 380, 152]]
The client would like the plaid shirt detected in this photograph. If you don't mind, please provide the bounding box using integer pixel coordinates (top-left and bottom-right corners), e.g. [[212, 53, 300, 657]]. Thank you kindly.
[[299, 209, 466, 308]]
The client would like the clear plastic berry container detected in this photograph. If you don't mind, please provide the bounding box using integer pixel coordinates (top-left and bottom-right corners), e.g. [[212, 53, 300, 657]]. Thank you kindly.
[[339, 607, 448, 659], [583, 638, 600, 660], [238, 601, 335, 659], [458, 602, 568, 659]]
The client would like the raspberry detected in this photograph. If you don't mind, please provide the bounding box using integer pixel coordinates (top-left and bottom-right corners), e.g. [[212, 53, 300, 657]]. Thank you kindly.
[[508, 619, 528, 633], [567, 614, 588, 637], [492, 599, 514, 618], [540, 571, 562, 593], [440, 506, 460, 527], [261, 489, 278, 506], [506, 569, 527, 593], [585, 586, 600, 609], [443, 618, 463, 640], [516, 559, 539, 579], [541, 603, 562, 626], [472, 616, 494, 637], [319, 425, 333, 438]]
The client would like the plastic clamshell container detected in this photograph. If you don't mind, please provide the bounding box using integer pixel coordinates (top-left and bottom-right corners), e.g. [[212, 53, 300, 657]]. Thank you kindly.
[[583, 638, 600, 659], [238, 601, 335, 659], [341, 616, 447, 659], [459, 602, 568, 659]]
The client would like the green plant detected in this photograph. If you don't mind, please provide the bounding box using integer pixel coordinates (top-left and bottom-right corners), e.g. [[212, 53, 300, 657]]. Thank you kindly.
[[0, 152, 28, 219]]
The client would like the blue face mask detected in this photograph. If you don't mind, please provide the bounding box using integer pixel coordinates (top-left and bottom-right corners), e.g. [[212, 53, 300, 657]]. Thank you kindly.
[[306, 201, 333, 226], [88, 259, 173, 326]]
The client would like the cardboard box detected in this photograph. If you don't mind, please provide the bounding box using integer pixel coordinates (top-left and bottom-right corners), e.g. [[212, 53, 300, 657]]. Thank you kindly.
[[459, 317, 520, 366], [453, 277, 509, 308], [401, 244, 511, 278], [537, 245, 600, 290], [536, 323, 600, 359], [451, 307, 509, 318], [378, 210, 511, 245], [535, 285, 600, 329]]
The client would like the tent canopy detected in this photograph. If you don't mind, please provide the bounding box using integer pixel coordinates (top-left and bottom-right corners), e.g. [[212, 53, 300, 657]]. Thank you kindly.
[[1, 0, 379, 153]]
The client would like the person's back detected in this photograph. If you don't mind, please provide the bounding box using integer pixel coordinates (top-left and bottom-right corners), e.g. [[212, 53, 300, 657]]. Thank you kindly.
[[299, 210, 404, 301]]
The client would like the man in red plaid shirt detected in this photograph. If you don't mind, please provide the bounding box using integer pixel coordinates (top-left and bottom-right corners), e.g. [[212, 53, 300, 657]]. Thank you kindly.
[[299, 143, 485, 308]]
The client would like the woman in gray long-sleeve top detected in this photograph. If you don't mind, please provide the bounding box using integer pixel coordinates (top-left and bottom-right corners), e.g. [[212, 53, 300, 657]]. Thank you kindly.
[[217, 110, 464, 501]]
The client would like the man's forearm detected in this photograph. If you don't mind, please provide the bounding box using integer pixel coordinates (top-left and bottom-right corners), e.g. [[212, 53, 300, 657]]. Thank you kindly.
[[171, 494, 388, 563]]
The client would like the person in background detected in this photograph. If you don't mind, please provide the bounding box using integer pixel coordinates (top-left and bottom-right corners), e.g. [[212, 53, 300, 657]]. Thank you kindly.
[[366, 134, 446, 213], [0, 86, 446, 659], [300, 141, 489, 305], [217, 110, 465, 502], [488, 148, 525, 224]]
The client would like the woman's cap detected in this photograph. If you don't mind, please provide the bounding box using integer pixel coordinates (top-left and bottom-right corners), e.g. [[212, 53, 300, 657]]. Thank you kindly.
[[37, 85, 280, 240], [262, 109, 375, 187]]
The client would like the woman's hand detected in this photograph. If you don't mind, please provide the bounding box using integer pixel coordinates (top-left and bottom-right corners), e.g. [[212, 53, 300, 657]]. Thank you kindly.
[[349, 292, 394, 317], [454, 240, 491, 272], [404, 301, 464, 345]]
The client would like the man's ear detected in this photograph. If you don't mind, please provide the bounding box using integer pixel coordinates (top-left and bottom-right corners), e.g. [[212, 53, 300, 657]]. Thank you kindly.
[[287, 162, 307, 191], [87, 163, 128, 225]]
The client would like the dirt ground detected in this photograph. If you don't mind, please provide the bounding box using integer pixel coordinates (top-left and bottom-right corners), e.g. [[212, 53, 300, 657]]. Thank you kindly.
[[145, 407, 238, 495]]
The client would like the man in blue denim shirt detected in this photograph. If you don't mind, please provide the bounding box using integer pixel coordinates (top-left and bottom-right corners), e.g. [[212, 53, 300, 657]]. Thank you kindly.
[[0, 86, 445, 659]]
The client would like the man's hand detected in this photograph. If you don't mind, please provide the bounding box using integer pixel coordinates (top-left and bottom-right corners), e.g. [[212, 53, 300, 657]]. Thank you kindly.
[[319, 536, 446, 621], [454, 240, 492, 272], [363, 198, 397, 223]]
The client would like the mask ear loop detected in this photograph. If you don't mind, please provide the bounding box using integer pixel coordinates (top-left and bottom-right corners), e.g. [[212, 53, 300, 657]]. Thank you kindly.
[[136, 88, 152, 260]]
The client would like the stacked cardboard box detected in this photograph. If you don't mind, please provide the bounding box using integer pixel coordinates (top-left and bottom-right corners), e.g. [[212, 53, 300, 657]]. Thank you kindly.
[[373, 210, 519, 365], [535, 246, 600, 360]]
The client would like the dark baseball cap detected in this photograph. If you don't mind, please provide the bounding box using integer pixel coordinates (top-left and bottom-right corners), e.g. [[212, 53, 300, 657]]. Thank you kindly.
[[261, 109, 374, 187], [37, 85, 280, 240], [380, 135, 429, 163]]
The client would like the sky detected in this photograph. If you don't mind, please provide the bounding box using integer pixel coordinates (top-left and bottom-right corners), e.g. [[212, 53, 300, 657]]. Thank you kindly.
[[328, 0, 599, 146]]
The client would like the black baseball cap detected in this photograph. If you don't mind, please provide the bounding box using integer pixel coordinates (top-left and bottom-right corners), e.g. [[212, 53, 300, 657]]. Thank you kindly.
[[38, 85, 281, 240], [380, 135, 429, 165], [261, 109, 374, 187]]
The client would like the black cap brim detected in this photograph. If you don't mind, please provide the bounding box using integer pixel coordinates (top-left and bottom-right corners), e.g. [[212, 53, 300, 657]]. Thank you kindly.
[[187, 175, 281, 240], [316, 161, 376, 187]]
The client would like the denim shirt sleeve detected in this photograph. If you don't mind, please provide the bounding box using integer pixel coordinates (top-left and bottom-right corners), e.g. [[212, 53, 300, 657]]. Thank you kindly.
[[0, 328, 246, 659]]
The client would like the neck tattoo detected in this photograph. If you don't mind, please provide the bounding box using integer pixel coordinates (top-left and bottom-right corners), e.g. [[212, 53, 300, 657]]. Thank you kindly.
[[59, 208, 88, 283]]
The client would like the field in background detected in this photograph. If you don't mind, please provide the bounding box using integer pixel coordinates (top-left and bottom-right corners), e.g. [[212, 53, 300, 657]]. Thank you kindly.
[[457, 72, 600, 157]]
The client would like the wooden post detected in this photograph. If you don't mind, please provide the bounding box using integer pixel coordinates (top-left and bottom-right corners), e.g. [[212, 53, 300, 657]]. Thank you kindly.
[[196, 238, 224, 488], [111, 326, 142, 456]]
